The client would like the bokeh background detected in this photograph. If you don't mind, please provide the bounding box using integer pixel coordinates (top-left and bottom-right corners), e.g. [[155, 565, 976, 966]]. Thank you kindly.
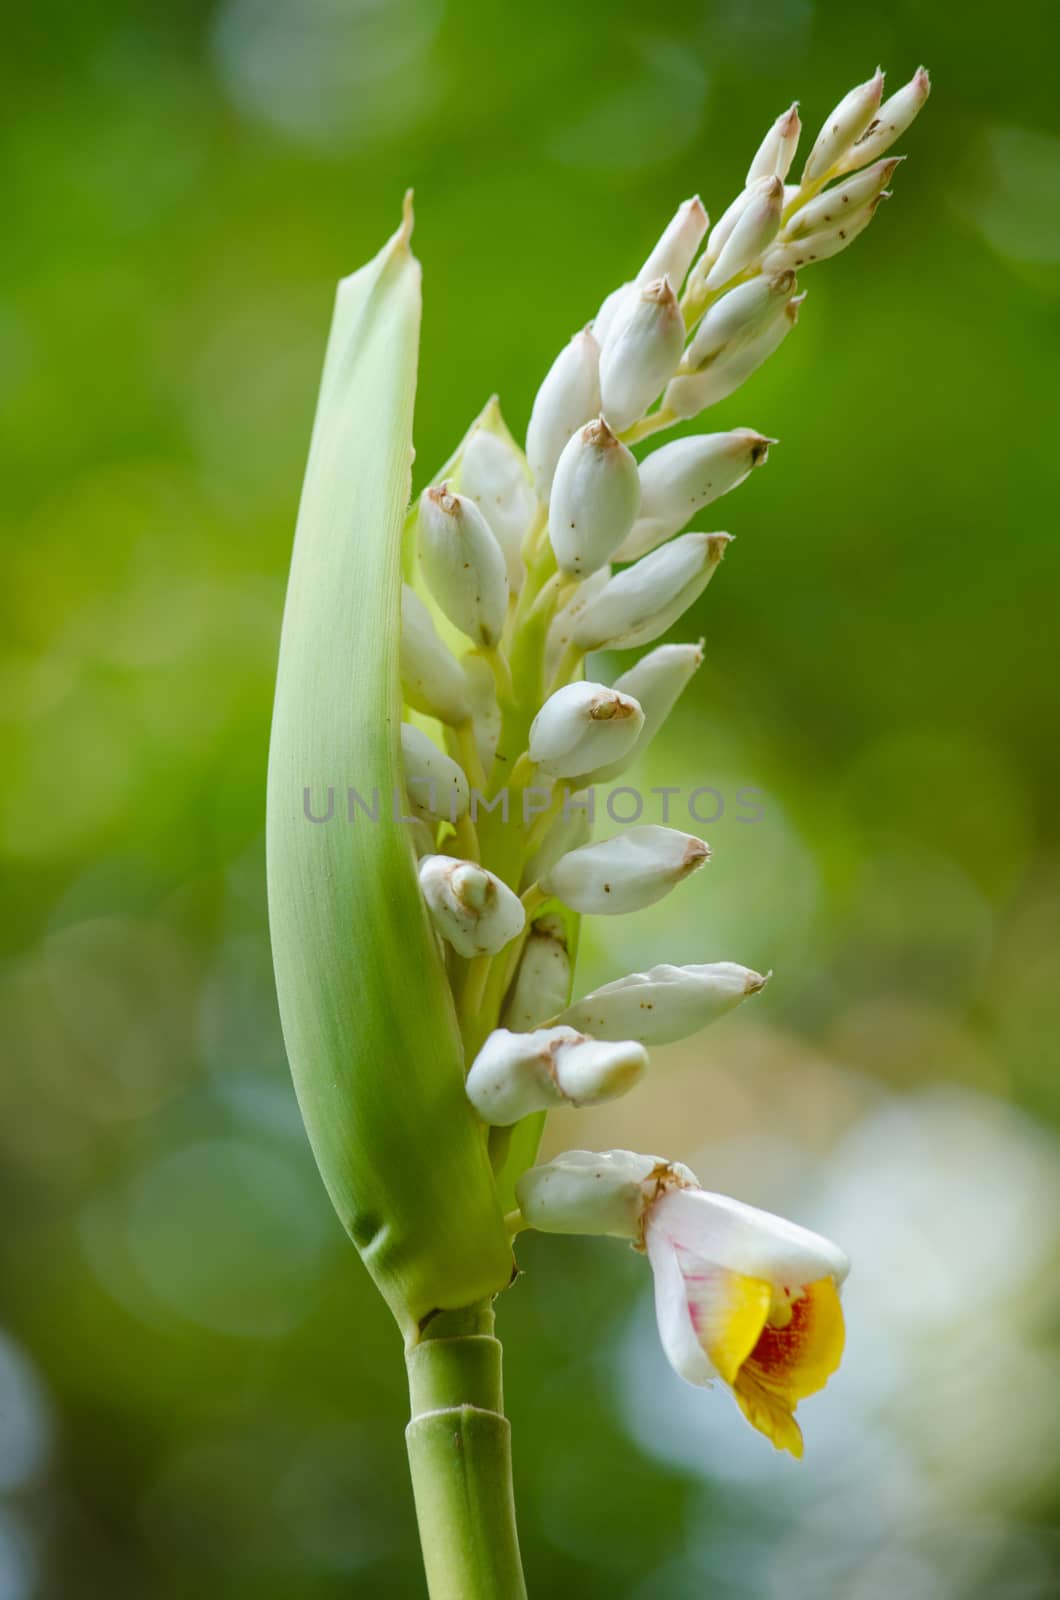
[[3, 0, 1060, 1594]]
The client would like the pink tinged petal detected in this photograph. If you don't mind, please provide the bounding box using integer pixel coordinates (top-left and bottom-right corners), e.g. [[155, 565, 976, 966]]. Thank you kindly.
[[645, 1223, 716, 1386]]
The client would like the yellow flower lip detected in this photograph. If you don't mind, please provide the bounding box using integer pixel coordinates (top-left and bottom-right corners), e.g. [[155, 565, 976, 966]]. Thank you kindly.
[[690, 1265, 846, 1459]]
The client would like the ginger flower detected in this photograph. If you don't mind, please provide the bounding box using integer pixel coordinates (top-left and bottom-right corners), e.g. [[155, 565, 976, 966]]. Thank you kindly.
[[645, 1183, 848, 1457], [517, 1150, 848, 1456]]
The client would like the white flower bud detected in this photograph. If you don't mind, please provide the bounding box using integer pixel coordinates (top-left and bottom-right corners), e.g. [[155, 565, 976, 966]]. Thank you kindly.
[[515, 1148, 697, 1239], [665, 297, 802, 419], [684, 271, 796, 373], [462, 654, 501, 772], [599, 277, 686, 433], [526, 329, 602, 499], [399, 585, 471, 726], [502, 915, 572, 1031], [549, 417, 641, 577], [579, 642, 703, 784], [418, 854, 525, 957], [800, 68, 885, 185], [637, 195, 710, 289], [528, 681, 645, 780], [458, 425, 535, 594], [466, 1026, 646, 1125], [545, 563, 611, 679], [761, 196, 886, 275], [784, 158, 901, 238], [407, 818, 438, 857], [703, 177, 784, 290], [401, 723, 470, 823], [571, 532, 731, 653], [556, 961, 769, 1045], [592, 282, 636, 354], [746, 103, 802, 185], [417, 484, 508, 648], [699, 185, 761, 277], [832, 67, 930, 175], [525, 797, 592, 887], [539, 825, 709, 915], [615, 432, 774, 561]]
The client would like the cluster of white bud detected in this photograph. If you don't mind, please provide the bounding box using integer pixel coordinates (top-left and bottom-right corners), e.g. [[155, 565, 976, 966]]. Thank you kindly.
[[398, 65, 928, 1163]]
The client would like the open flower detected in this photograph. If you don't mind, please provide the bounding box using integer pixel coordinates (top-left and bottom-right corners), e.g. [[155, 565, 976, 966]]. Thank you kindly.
[[645, 1184, 848, 1458], [517, 1150, 847, 1457]]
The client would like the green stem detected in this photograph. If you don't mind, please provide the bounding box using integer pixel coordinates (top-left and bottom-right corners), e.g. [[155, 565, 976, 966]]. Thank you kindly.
[[405, 1305, 527, 1600]]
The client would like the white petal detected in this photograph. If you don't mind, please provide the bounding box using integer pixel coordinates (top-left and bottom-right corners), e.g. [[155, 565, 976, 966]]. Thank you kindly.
[[652, 1186, 849, 1288]]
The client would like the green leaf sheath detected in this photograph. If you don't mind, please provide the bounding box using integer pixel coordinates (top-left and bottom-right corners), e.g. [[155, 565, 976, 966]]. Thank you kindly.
[[266, 207, 514, 1340]]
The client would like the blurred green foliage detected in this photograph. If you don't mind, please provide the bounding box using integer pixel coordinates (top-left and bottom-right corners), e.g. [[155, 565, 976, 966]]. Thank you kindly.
[[2, 1, 1060, 1595]]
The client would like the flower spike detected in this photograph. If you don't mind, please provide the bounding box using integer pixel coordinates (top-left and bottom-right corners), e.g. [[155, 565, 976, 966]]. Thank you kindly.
[[269, 68, 932, 1585]]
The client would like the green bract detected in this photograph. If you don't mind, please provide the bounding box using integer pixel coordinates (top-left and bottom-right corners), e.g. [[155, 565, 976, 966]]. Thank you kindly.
[[266, 200, 514, 1341]]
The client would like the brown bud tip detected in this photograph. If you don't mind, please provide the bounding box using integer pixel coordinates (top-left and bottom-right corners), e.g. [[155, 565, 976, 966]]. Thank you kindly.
[[680, 838, 711, 877], [780, 103, 801, 135], [748, 432, 779, 465], [764, 175, 785, 201], [643, 275, 679, 307], [686, 195, 708, 225], [583, 416, 619, 450], [589, 692, 638, 722], [914, 67, 931, 99], [745, 968, 772, 995], [706, 533, 733, 562], [768, 268, 797, 295], [427, 483, 461, 517]]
